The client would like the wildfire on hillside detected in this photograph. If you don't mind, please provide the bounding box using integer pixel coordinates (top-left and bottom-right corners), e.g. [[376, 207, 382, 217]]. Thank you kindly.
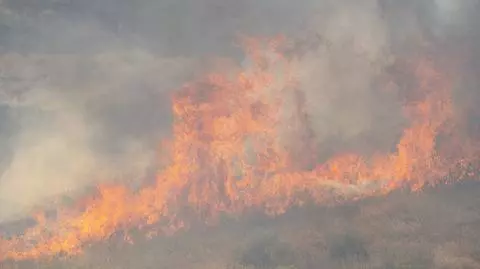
[[0, 35, 478, 262]]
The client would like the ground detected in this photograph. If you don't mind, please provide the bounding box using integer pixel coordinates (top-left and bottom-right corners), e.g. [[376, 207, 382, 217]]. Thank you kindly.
[[3, 181, 480, 269]]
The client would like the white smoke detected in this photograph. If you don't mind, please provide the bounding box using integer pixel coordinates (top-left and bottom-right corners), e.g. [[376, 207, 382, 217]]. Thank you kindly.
[[0, 49, 193, 222]]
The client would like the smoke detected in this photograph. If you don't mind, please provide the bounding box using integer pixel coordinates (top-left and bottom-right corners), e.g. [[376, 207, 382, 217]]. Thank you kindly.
[[290, 1, 402, 158], [0, 0, 314, 223], [0, 0, 478, 223], [0, 50, 196, 222]]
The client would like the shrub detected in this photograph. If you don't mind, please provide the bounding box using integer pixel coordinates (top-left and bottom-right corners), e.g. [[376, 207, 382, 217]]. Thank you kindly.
[[328, 233, 369, 263], [237, 235, 296, 269]]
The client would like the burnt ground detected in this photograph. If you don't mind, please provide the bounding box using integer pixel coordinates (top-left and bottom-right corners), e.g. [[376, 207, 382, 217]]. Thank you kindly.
[[2, 181, 480, 269]]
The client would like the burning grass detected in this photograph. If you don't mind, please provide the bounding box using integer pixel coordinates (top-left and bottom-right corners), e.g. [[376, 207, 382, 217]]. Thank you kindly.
[[3, 181, 480, 269]]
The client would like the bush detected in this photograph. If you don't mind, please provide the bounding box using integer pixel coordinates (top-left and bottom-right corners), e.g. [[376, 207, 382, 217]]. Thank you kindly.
[[328, 233, 369, 263], [237, 235, 296, 269]]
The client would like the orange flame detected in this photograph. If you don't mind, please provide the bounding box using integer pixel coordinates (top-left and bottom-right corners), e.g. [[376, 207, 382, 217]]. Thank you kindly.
[[0, 37, 477, 262]]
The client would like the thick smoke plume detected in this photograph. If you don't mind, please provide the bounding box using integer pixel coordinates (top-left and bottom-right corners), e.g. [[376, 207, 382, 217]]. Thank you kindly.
[[0, 0, 478, 225]]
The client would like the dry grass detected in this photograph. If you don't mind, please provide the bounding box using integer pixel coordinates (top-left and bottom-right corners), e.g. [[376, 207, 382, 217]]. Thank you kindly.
[[3, 181, 480, 269]]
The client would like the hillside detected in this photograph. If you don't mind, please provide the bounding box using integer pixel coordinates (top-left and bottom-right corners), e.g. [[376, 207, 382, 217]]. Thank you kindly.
[[2, 181, 480, 269]]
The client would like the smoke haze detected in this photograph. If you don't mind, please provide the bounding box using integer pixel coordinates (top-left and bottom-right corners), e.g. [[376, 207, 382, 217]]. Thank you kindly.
[[0, 0, 478, 223]]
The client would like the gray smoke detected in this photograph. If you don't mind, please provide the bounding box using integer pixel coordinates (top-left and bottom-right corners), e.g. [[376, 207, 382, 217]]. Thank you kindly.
[[0, 0, 478, 223], [0, 0, 315, 222]]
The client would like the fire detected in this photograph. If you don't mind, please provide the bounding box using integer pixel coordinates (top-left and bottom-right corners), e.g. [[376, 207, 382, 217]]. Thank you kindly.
[[0, 36, 477, 262]]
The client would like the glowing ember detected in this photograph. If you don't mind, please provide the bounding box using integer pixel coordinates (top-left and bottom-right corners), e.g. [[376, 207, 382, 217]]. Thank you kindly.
[[0, 37, 477, 262]]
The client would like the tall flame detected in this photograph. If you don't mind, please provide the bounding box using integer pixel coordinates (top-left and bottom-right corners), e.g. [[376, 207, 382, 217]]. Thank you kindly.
[[0, 37, 477, 262]]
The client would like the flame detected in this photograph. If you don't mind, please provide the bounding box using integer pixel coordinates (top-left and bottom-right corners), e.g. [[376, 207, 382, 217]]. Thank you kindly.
[[0, 37, 478, 262]]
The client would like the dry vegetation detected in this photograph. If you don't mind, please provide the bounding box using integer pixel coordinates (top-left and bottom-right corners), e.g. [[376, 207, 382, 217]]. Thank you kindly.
[[2, 181, 480, 269]]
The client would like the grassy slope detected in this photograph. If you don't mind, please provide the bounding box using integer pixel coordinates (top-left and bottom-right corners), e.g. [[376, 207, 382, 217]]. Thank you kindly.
[[3, 181, 480, 269]]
